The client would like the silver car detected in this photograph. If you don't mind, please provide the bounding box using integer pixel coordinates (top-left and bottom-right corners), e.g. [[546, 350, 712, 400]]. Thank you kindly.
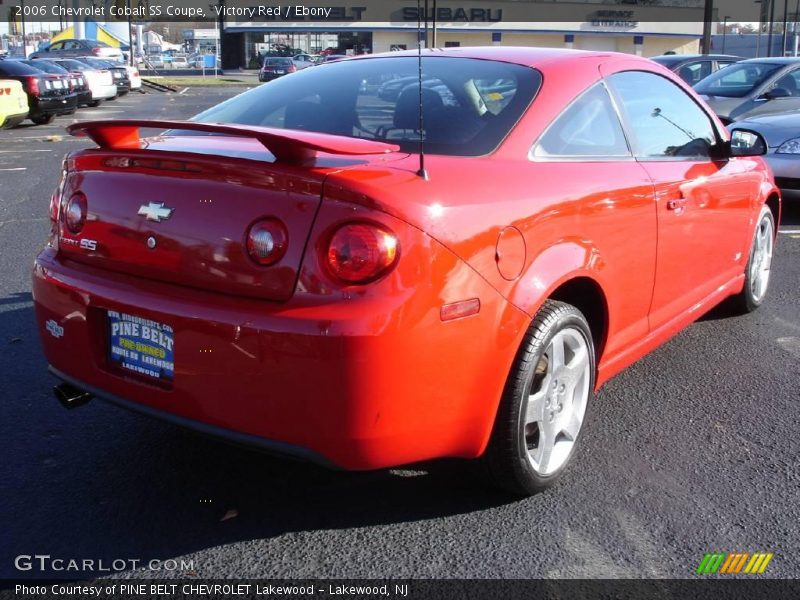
[[30, 39, 124, 62], [730, 113, 800, 199], [696, 57, 800, 124]]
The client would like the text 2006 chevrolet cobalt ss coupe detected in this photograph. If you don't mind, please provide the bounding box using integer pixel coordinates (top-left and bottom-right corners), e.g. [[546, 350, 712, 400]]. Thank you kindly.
[[33, 48, 780, 495]]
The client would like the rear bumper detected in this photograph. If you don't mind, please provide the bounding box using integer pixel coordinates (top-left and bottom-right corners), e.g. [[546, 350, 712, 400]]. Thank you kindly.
[[31, 94, 77, 116], [32, 240, 528, 470], [1, 110, 28, 129], [75, 90, 93, 106], [50, 366, 337, 467], [89, 84, 118, 100]]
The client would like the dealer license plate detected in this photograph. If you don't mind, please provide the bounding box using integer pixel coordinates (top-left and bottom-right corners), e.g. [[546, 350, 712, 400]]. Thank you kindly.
[[108, 311, 174, 381]]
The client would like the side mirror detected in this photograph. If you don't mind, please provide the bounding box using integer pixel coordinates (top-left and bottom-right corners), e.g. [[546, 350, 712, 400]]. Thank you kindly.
[[729, 129, 768, 157], [760, 87, 791, 100]]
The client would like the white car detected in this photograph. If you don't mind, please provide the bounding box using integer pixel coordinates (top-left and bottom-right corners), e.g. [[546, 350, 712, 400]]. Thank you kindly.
[[50, 58, 117, 105], [123, 65, 142, 89], [293, 54, 317, 70]]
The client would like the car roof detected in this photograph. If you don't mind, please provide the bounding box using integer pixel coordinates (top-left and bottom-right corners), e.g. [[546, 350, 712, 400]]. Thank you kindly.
[[651, 53, 742, 62], [737, 56, 800, 65], [347, 46, 649, 69]]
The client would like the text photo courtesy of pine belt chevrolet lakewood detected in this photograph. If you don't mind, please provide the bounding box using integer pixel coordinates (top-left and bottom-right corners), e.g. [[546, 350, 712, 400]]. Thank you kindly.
[[33, 48, 780, 496]]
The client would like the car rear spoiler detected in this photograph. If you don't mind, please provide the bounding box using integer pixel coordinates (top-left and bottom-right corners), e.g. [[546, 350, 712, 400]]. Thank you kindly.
[[66, 119, 400, 164]]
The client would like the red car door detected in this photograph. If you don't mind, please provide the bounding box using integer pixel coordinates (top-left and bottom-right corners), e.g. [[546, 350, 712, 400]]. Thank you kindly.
[[528, 81, 657, 357], [606, 70, 756, 331]]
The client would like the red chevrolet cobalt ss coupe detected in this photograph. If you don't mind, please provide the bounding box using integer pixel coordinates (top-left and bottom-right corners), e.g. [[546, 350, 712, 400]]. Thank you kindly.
[[33, 48, 780, 495]]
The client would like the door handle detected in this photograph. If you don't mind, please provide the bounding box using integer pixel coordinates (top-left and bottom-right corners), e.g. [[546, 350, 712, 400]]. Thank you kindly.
[[666, 197, 687, 211]]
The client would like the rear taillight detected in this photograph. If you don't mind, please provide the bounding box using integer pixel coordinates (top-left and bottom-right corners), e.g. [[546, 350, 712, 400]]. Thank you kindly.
[[288, 66, 297, 73], [246, 219, 288, 266], [67, 78, 74, 92], [64, 192, 88, 235], [25, 76, 40, 95], [92, 48, 102, 56], [327, 223, 399, 284], [132, 70, 139, 77]]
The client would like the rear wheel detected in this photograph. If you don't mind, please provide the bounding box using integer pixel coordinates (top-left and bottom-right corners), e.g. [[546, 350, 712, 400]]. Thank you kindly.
[[731, 205, 775, 313], [484, 300, 595, 496], [88, 100, 102, 107], [31, 114, 55, 125]]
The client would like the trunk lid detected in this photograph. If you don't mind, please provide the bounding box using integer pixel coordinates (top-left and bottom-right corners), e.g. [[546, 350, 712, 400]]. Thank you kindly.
[[58, 140, 327, 302], [57, 125, 401, 302]]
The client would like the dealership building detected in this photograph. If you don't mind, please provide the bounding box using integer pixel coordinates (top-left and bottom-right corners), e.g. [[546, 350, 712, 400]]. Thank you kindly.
[[220, 0, 708, 69]]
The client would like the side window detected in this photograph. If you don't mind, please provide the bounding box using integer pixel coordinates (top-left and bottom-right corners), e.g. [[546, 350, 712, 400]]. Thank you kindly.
[[771, 69, 800, 96], [532, 83, 630, 159], [49, 42, 64, 51], [608, 71, 718, 160], [676, 61, 711, 85]]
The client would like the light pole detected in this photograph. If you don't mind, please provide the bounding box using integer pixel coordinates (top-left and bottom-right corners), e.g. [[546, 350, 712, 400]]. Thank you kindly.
[[722, 15, 731, 53], [756, 0, 763, 57]]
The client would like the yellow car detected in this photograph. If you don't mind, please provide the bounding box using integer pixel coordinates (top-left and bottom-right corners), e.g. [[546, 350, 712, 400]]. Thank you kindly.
[[0, 79, 29, 129]]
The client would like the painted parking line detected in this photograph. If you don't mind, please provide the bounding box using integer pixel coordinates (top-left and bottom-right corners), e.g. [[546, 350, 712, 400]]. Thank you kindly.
[[779, 229, 800, 234], [0, 167, 26, 171], [0, 149, 53, 153]]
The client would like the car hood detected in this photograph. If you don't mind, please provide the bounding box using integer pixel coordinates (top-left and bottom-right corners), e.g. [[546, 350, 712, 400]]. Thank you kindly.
[[730, 113, 800, 147], [699, 95, 743, 120]]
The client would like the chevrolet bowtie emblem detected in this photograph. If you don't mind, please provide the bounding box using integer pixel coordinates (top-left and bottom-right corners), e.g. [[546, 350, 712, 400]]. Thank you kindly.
[[138, 202, 174, 223]]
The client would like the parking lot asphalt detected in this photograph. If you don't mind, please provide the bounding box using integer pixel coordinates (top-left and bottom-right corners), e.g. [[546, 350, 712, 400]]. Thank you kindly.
[[1, 87, 799, 580]]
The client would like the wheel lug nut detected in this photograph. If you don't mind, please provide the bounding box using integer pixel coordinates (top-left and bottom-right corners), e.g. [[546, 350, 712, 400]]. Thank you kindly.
[[559, 384, 565, 393]]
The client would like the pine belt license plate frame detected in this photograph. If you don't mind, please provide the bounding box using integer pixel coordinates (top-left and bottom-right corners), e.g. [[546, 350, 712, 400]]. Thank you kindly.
[[107, 310, 175, 382]]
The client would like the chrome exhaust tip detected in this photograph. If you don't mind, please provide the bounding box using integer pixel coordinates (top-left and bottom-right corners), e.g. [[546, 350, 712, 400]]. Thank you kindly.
[[54, 383, 93, 409]]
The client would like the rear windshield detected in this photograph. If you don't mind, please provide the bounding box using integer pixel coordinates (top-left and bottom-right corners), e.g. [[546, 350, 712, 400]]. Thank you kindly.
[[57, 59, 90, 72], [0, 60, 40, 76], [694, 62, 783, 97], [265, 58, 293, 66], [193, 56, 541, 156], [25, 60, 67, 74]]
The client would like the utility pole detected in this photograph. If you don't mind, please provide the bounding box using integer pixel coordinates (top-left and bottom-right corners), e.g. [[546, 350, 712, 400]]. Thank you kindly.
[[702, 0, 713, 54], [782, 0, 789, 56], [767, 0, 776, 56], [20, 0, 27, 57]]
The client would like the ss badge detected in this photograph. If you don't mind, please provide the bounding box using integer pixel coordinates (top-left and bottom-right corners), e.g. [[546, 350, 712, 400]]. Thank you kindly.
[[79, 239, 98, 251]]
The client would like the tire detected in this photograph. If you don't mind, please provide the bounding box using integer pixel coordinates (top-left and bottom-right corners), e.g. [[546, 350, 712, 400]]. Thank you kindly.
[[731, 205, 776, 314], [483, 300, 595, 496], [31, 114, 55, 125], [88, 100, 102, 108]]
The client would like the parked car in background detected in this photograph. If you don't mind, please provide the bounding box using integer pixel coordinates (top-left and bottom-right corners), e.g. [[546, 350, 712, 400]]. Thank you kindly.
[[292, 54, 317, 70], [190, 54, 221, 69], [259, 57, 296, 82], [143, 55, 164, 69], [695, 57, 800, 123], [36, 48, 779, 496], [25, 59, 91, 107], [321, 54, 348, 63], [120, 63, 142, 90], [31, 39, 124, 62], [78, 58, 130, 96], [650, 53, 743, 86], [0, 79, 29, 128], [171, 56, 189, 69], [49, 58, 117, 106], [0, 58, 76, 124], [730, 113, 800, 199]]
